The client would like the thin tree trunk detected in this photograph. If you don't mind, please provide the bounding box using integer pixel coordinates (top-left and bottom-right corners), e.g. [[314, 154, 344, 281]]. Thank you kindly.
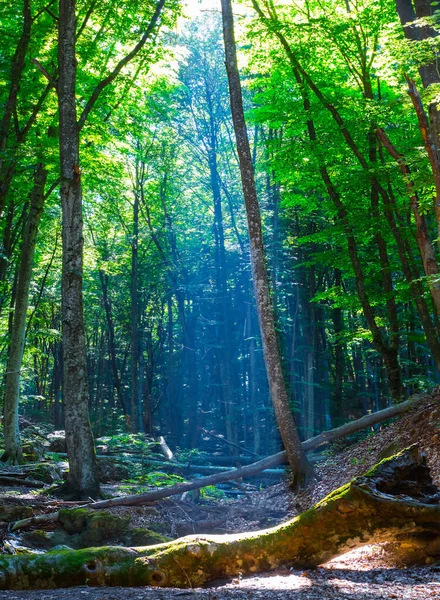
[[58, 0, 100, 499], [220, 0, 310, 487], [99, 270, 127, 415], [2, 164, 47, 464], [130, 189, 141, 433]]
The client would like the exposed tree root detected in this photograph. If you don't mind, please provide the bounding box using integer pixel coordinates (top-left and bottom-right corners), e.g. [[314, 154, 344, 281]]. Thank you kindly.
[[1, 445, 440, 590]]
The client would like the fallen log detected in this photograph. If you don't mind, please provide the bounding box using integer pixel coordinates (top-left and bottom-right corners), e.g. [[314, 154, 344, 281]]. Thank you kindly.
[[0, 476, 44, 488], [11, 511, 59, 532], [87, 392, 432, 508], [1, 445, 440, 590], [302, 392, 430, 452], [54, 452, 285, 478], [89, 453, 286, 509]]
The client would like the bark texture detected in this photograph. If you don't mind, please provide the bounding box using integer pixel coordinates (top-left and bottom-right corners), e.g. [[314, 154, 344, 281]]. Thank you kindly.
[[58, 0, 100, 499], [220, 0, 310, 487], [1, 446, 440, 589]]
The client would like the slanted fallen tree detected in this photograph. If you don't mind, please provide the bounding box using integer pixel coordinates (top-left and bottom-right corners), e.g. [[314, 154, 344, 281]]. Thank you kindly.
[[1, 445, 440, 590], [10, 392, 435, 530], [86, 391, 436, 508]]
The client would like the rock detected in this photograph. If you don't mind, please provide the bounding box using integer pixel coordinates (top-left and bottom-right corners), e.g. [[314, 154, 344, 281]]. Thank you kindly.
[[22, 441, 45, 462], [27, 463, 63, 484], [80, 511, 131, 547], [20, 530, 53, 550], [47, 433, 66, 454], [57, 508, 131, 548], [58, 508, 90, 534], [0, 506, 33, 522], [147, 521, 169, 534], [98, 458, 132, 483], [127, 528, 170, 546]]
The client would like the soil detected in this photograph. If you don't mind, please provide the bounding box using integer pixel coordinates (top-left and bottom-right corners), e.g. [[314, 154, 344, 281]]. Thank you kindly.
[[2, 390, 440, 598]]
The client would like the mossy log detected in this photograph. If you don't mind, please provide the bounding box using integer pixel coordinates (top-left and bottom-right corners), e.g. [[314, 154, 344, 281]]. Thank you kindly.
[[1, 446, 440, 590]]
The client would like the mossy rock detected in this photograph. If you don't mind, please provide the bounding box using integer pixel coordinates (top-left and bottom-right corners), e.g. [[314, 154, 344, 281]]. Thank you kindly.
[[20, 530, 53, 550], [27, 463, 63, 484], [57, 508, 131, 548], [127, 528, 170, 546], [379, 440, 403, 461], [22, 441, 45, 462], [98, 458, 132, 483], [47, 433, 66, 454], [80, 511, 130, 547], [58, 508, 91, 534], [146, 521, 169, 535], [0, 505, 33, 522]]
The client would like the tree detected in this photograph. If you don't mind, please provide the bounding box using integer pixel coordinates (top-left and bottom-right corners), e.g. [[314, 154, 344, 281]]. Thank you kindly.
[[220, 0, 311, 487], [2, 164, 47, 463], [57, 0, 100, 499]]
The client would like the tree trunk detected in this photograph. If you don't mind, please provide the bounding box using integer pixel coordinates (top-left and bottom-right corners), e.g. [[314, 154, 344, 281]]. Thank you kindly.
[[2, 446, 440, 590], [99, 270, 127, 415], [2, 164, 47, 464], [395, 0, 440, 144], [0, 0, 32, 218], [58, 0, 100, 499], [220, 0, 310, 487], [130, 189, 141, 433]]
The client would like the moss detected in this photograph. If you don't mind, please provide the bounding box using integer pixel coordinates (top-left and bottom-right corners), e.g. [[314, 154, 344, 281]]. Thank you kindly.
[[80, 511, 130, 546], [0, 505, 33, 522], [314, 482, 352, 508], [21, 530, 53, 549], [58, 508, 90, 534], [57, 509, 131, 548], [27, 463, 63, 484], [144, 521, 168, 534], [128, 528, 170, 546]]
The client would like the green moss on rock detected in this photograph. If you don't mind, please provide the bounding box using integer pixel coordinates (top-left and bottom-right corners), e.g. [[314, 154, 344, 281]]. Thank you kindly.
[[21, 530, 53, 550], [56, 509, 131, 548], [128, 528, 170, 546], [0, 505, 33, 522], [58, 508, 90, 534]]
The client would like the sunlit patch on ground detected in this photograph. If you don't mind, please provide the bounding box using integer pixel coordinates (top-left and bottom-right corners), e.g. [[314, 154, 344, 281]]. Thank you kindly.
[[325, 543, 394, 570], [223, 568, 314, 590]]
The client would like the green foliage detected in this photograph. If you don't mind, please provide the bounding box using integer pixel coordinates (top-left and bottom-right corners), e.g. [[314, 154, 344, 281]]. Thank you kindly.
[[121, 471, 185, 494], [97, 434, 156, 454], [199, 485, 226, 501]]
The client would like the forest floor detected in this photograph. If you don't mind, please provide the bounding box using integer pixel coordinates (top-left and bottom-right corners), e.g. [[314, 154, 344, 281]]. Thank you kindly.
[[2, 390, 440, 598]]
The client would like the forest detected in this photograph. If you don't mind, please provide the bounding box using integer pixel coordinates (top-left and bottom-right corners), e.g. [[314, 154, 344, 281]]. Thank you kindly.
[[2, 0, 440, 597]]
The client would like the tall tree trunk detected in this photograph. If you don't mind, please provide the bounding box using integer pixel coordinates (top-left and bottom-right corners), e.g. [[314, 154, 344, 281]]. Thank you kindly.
[[220, 0, 310, 487], [0, 0, 32, 218], [208, 134, 237, 450], [130, 190, 141, 433], [99, 270, 127, 415], [58, 0, 100, 499], [395, 0, 440, 144], [2, 164, 47, 464]]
